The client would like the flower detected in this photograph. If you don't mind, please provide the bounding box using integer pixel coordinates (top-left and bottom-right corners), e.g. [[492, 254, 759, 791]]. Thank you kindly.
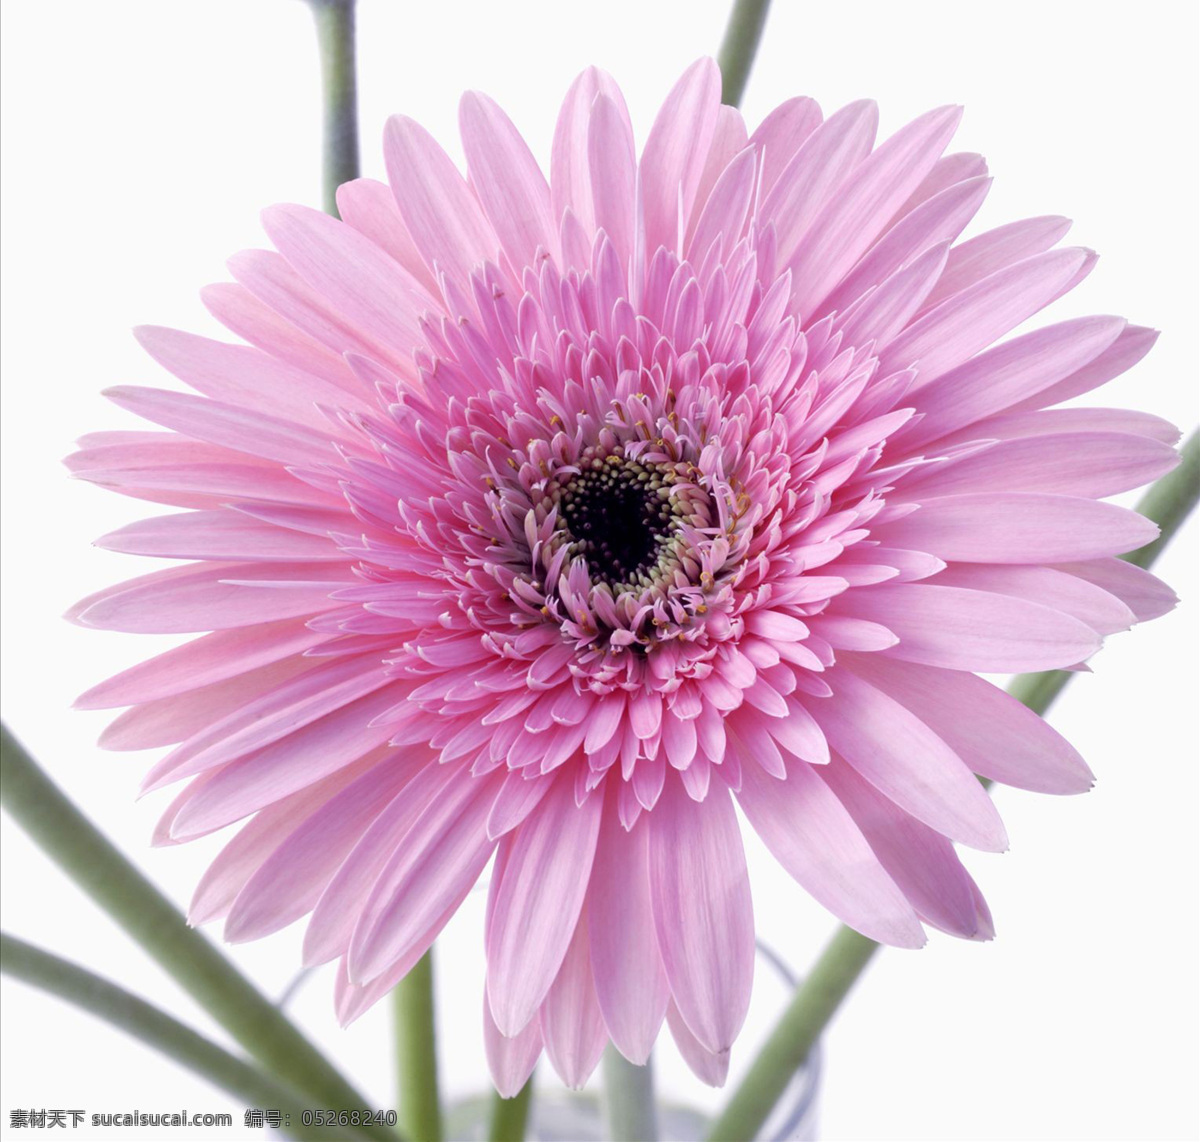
[[69, 58, 1179, 1092]]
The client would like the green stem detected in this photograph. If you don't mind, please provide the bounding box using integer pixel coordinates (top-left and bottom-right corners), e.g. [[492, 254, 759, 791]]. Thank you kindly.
[[706, 430, 1200, 1142], [603, 1047, 659, 1142], [0, 725, 398, 1142], [486, 1076, 534, 1142], [305, 0, 360, 216], [716, 0, 773, 107], [394, 951, 442, 1142], [1, 933, 350, 1142], [707, 929, 877, 1142]]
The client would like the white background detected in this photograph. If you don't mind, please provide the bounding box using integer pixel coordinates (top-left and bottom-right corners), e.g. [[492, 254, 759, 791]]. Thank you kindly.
[[1, 1, 1197, 1139]]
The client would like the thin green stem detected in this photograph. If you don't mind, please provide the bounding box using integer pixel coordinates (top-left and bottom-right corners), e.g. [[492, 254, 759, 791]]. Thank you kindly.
[[393, 951, 442, 1142], [603, 1047, 659, 1142], [706, 430, 1199, 1142], [716, 0, 773, 107], [305, 0, 360, 216], [0, 725, 398, 1142], [486, 1076, 534, 1142], [1, 933, 350, 1142], [707, 928, 877, 1141]]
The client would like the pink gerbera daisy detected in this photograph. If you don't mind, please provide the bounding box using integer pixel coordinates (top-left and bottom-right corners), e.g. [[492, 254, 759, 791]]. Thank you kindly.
[[69, 58, 1179, 1092]]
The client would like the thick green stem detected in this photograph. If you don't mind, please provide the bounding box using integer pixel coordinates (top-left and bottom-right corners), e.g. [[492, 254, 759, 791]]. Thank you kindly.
[[486, 1076, 534, 1142], [603, 1047, 659, 1142], [707, 430, 1199, 1141], [305, 0, 360, 216], [716, 0, 773, 107], [707, 928, 877, 1141], [394, 951, 442, 1142], [0, 725, 397, 1142], [1, 933, 350, 1142]]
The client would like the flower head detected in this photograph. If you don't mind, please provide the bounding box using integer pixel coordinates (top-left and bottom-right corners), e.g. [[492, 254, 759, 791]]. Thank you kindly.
[[70, 59, 1178, 1091]]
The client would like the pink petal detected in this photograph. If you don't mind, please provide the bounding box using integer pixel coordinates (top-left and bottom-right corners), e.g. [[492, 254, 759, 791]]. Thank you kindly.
[[487, 774, 604, 1036], [877, 493, 1159, 563], [666, 1000, 729, 1088], [303, 754, 450, 965], [929, 564, 1136, 636], [821, 174, 990, 317], [901, 431, 1177, 499], [167, 689, 400, 837], [348, 772, 499, 983], [539, 913, 608, 1089], [189, 760, 371, 926], [587, 807, 669, 1064], [820, 760, 980, 937], [737, 756, 926, 947], [460, 92, 555, 269], [811, 668, 1008, 851], [748, 96, 823, 199], [639, 59, 721, 255], [762, 100, 878, 270], [75, 619, 325, 710], [588, 95, 637, 269], [688, 147, 756, 263], [839, 582, 1101, 672], [95, 510, 341, 562], [1053, 557, 1178, 622], [648, 780, 753, 1054], [100, 655, 313, 751], [879, 247, 1092, 389], [921, 215, 1072, 312], [384, 115, 498, 281], [898, 315, 1127, 447], [335, 177, 440, 295], [551, 67, 629, 234], [787, 105, 962, 317], [224, 753, 421, 942], [261, 204, 425, 358], [842, 653, 1094, 794], [103, 386, 338, 468], [68, 560, 349, 633], [134, 325, 361, 429], [1009, 324, 1159, 413], [485, 992, 543, 1099]]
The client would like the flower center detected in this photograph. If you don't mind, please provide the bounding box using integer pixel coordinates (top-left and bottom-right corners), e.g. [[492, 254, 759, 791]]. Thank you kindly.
[[550, 446, 711, 595]]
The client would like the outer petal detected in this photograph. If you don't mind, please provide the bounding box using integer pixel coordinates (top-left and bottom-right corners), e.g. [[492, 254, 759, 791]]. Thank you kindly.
[[639, 59, 721, 255], [878, 247, 1092, 389], [838, 582, 1102, 673], [460, 92, 555, 269], [787, 105, 962, 317], [842, 653, 1095, 794], [539, 913, 608, 1089], [666, 1000, 729, 1088], [648, 779, 753, 1054], [486, 775, 604, 1036], [875, 493, 1159, 564], [485, 993, 543, 1099], [551, 66, 629, 233], [820, 760, 982, 937], [587, 805, 669, 1064], [811, 668, 1008, 851], [346, 770, 500, 983], [224, 753, 420, 941], [384, 115, 498, 281], [737, 757, 926, 947]]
